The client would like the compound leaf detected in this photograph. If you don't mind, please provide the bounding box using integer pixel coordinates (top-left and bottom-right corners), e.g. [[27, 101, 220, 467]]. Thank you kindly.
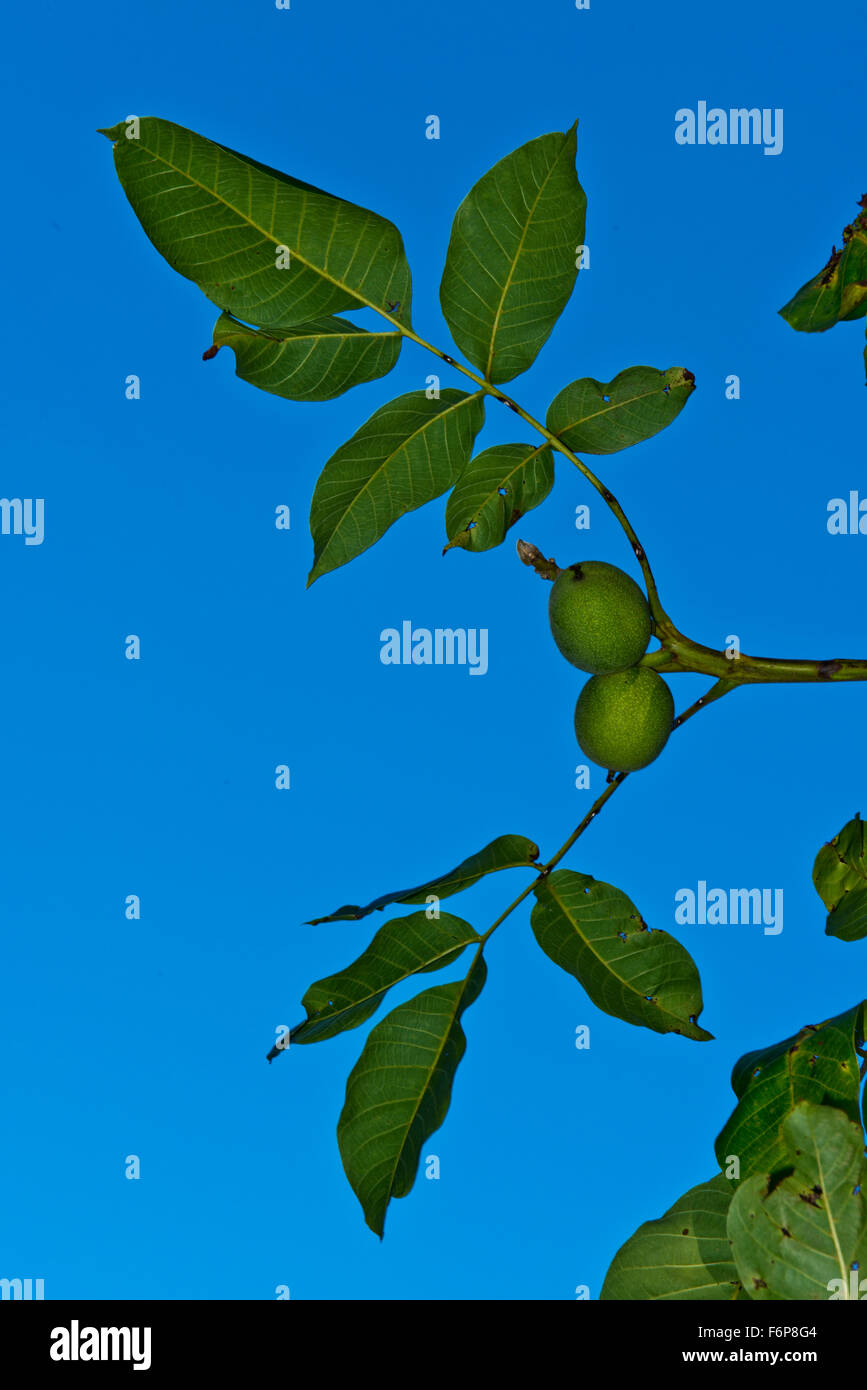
[[813, 814, 867, 942], [546, 366, 695, 455], [99, 116, 411, 328], [727, 1102, 867, 1300], [307, 389, 485, 582], [288, 911, 480, 1046], [714, 1004, 864, 1185], [601, 1175, 744, 1301], [310, 833, 540, 924], [211, 312, 401, 401], [338, 955, 486, 1236], [444, 443, 554, 552], [530, 870, 712, 1041], [439, 125, 586, 384]]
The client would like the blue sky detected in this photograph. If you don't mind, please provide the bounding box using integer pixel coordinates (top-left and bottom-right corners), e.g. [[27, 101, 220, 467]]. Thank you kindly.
[[1, 0, 865, 1299]]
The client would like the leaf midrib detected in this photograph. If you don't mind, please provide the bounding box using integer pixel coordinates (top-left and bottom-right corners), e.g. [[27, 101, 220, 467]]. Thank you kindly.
[[557, 379, 685, 433], [812, 1142, 849, 1288], [454, 444, 550, 533]]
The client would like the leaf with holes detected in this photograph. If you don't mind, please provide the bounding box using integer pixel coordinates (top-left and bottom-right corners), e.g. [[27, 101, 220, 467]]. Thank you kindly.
[[546, 366, 695, 455], [338, 954, 486, 1236], [99, 117, 412, 329], [813, 814, 867, 942], [444, 443, 554, 552], [309, 833, 540, 924], [727, 1102, 867, 1301], [530, 870, 712, 1040], [714, 1004, 864, 1186], [439, 125, 586, 384], [287, 911, 480, 1047], [601, 1175, 745, 1301], [307, 388, 486, 583], [211, 312, 401, 401], [779, 199, 867, 333]]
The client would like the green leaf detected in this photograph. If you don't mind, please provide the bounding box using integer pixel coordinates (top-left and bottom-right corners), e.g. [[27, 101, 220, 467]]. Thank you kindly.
[[289, 911, 480, 1045], [338, 955, 486, 1236], [99, 117, 411, 328], [307, 389, 485, 583], [546, 366, 695, 455], [813, 814, 867, 942], [530, 870, 712, 1041], [444, 443, 554, 553], [439, 125, 586, 384], [714, 1004, 864, 1185], [727, 1102, 867, 1300], [211, 311, 401, 401], [309, 834, 540, 924], [779, 199, 867, 333], [601, 1175, 744, 1301]]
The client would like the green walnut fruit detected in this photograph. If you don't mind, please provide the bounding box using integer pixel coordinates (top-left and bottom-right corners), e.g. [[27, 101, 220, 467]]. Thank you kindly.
[[574, 667, 674, 772], [548, 561, 651, 674]]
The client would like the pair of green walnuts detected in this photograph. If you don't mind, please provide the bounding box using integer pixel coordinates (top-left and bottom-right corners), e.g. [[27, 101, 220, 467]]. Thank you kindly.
[[548, 562, 674, 772]]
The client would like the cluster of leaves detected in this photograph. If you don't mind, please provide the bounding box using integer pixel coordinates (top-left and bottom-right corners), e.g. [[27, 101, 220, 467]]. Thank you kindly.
[[602, 817, 867, 1301], [99, 116, 693, 584], [779, 194, 867, 380]]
